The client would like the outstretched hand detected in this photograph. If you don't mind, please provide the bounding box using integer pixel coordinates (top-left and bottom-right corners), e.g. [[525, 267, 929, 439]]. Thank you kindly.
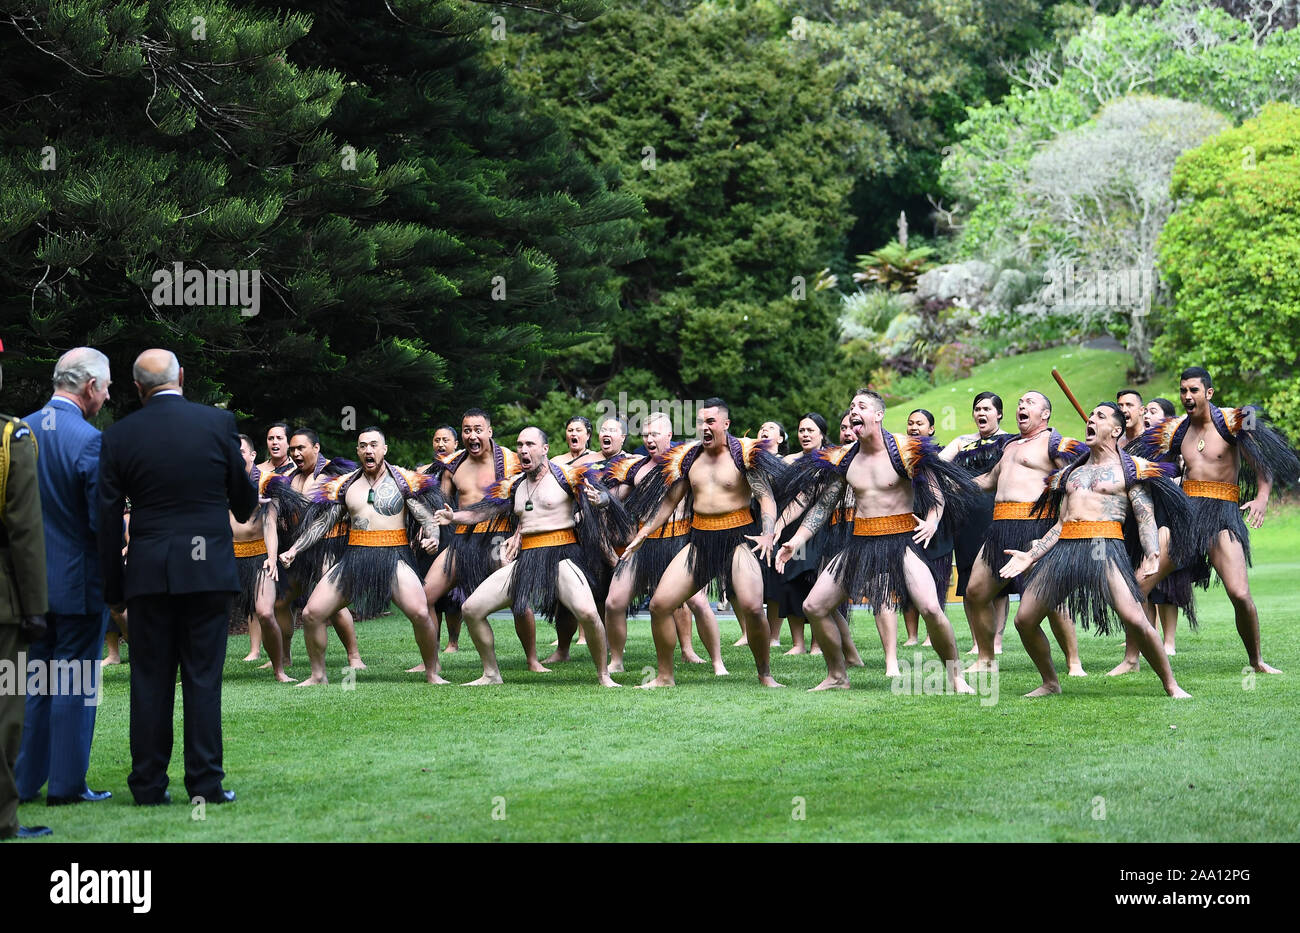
[[912, 514, 938, 547], [1137, 552, 1160, 580], [434, 506, 455, 526], [746, 532, 775, 565], [1240, 497, 1267, 529], [774, 541, 799, 574], [1000, 549, 1031, 579], [621, 534, 645, 559]]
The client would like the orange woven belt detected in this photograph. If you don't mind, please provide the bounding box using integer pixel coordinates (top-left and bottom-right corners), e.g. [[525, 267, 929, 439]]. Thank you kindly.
[[853, 513, 918, 537], [324, 526, 345, 539], [1184, 480, 1239, 502], [1060, 521, 1123, 540], [993, 501, 1037, 521], [647, 518, 691, 539], [453, 516, 511, 535], [348, 528, 408, 547], [691, 509, 752, 532], [520, 528, 578, 550], [233, 539, 267, 558], [829, 507, 854, 526]]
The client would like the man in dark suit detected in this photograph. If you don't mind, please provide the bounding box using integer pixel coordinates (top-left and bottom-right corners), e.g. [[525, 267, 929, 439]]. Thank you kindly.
[[98, 349, 256, 806], [15, 348, 115, 807]]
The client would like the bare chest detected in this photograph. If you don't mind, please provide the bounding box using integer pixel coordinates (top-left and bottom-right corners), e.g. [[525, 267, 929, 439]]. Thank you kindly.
[[346, 473, 405, 517]]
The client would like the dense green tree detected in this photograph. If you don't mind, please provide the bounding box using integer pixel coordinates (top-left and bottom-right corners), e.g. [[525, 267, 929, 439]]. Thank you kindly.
[[0, 0, 638, 453], [1155, 102, 1300, 432]]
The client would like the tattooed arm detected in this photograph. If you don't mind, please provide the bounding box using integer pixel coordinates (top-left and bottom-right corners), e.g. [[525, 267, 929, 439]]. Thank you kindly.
[[621, 480, 686, 557], [776, 480, 843, 572], [1127, 483, 1160, 580], [407, 497, 441, 549], [1000, 519, 1061, 580], [280, 502, 344, 566]]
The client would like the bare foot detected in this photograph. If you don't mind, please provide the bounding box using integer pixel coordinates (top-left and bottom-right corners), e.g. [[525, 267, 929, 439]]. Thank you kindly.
[[884, 665, 902, 677], [846, 656, 866, 668], [682, 651, 707, 664], [712, 662, 729, 676], [242, 652, 260, 661], [809, 676, 850, 691], [757, 675, 786, 688], [966, 645, 978, 655], [1164, 645, 1175, 656], [810, 645, 823, 656], [1253, 661, 1283, 674], [541, 651, 568, 665], [1068, 664, 1087, 677], [598, 675, 620, 688], [443, 643, 459, 654], [609, 660, 625, 673], [406, 663, 425, 673], [768, 638, 780, 647], [348, 657, 367, 670], [1107, 659, 1140, 676], [921, 637, 931, 647], [295, 675, 328, 687], [638, 676, 675, 689], [548, 638, 559, 647], [1167, 684, 1192, 698], [274, 671, 295, 683], [733, 635, 748, 647], [462, 673, 504, 686], [1023, 682, 1062, 698], [951, 676, 976, 695], [784, 645, 807, 655], [258, 661, 272, 670], [527, 659, 553, 673], [102, 657, 121, 667], [965, 658, 998, 674], [424, 672, 451, 685]]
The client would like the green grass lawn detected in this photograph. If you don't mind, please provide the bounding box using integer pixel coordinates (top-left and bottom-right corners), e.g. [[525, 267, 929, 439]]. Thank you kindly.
[[883, 345, 1180, 441], [18, 507, 1300, 842]]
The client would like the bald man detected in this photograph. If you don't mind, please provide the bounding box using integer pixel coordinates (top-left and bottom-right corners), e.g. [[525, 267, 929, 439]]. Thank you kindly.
[[98, 349, 256, 805]]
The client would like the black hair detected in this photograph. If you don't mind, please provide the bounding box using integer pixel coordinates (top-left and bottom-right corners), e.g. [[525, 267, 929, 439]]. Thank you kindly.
[[972, 391, 1003, 418], [1096, 401, 1125, 431], [1180, 366, 1213, 389], [1116, 388, 1143, 405], [763, 420, 788, 455], [462, 407, 492, 426], [290, 426, 319, 447], [237, 434, 254, 450], [522, 426, 548, 445], [908, 408, 937, 433], [1150, 397, 1176, 418], [266, 421, 290, 436], [358, 426, 386, 443], [433, 424, 457, 437], [700, 397, 730, 418], [565, 415, 593, 438], [798, 412, 829, 448]]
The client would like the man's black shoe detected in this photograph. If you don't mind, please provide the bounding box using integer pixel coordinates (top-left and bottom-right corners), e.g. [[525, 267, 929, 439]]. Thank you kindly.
[[135, 791, 171, 806], [47, 788, 113, 806]]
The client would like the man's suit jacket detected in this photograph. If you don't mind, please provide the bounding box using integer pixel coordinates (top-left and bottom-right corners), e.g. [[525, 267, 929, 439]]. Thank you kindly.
[[25, 397, 102, 615], [97, 393, 257, 605]]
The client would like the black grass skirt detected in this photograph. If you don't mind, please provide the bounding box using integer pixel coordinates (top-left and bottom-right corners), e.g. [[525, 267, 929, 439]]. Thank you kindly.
[[509, 542, 593, 624], [231, 553, 269, 624], [618, 532, 690, 604], [1185, 496, 1251, 588], [978, 516, 1055, 595], [1021, 538, 1141, 636], [685, 520, 757, 596], [826, 531, 928, 614], [445, 527, 504, 593], [324, 544, 416, 620]]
